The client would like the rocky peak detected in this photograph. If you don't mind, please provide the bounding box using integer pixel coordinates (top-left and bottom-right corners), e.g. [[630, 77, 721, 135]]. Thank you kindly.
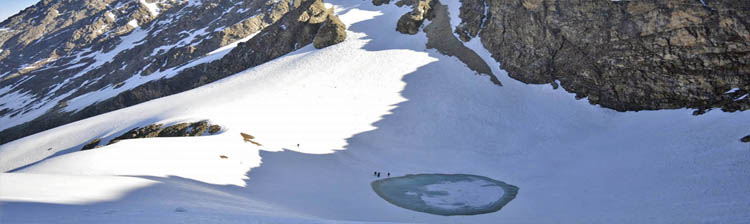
[[0, 0, 169, 77]]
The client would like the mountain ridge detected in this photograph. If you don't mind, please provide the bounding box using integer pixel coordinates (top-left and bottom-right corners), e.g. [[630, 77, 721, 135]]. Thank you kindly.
[[1, 0, 748, 145]]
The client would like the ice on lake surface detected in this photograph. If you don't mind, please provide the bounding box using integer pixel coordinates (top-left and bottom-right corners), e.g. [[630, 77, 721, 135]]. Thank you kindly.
[[371, 174, 518, 216]]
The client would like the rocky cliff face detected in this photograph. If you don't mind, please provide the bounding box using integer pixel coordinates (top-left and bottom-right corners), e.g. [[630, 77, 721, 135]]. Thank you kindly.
[[465, 0, 750, 113], [0, 0, 345, 144], [379, 0, 749, 113]]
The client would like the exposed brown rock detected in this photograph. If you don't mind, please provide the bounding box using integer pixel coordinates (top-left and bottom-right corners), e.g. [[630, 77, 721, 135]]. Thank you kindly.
[[153, 121, 209, 137], [158, 123, 190, 137], [208, 125, 222, 134], [187, 121, 209, 136], [107, 121, 220, 145], [108, 124, 163, 145], [241, 132, 255, 141], [742, 135, 750, 143], [241, 132, 262, 146]]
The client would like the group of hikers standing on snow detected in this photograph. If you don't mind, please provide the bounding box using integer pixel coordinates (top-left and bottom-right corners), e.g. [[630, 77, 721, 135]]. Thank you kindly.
[[374, 171, 390, 178]]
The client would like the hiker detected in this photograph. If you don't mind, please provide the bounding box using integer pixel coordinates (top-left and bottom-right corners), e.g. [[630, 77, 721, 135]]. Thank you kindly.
[[387, 172, 390, 177], [377, 172, 380, 178], [374, 171, 377, 176]]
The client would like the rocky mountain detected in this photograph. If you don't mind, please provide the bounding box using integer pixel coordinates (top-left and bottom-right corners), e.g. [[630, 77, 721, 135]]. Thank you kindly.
[[0, 0, 748, 144], [457, 0, 750, 113], [0, 0, 345, 144]]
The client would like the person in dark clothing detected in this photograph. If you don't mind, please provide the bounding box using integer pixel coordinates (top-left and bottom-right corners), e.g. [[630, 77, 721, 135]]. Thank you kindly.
[[387, 172, 390, 177], [377, 172, 380, 178], [374, 171, 377, 176]]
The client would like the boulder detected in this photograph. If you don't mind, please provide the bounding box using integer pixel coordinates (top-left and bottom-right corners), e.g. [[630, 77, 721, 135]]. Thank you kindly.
[[395, 0, 435, 35], [208, 124, 222, 134], [314, 11, 348, 49]]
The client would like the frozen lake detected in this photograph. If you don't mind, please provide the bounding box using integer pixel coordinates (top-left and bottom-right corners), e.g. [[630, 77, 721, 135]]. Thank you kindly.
[[371, 174, 518, 216]]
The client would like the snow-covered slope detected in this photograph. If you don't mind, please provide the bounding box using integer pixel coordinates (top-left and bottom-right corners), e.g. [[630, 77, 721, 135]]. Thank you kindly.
[[0, 0, 293, 140], [1, 1, 749, 223]]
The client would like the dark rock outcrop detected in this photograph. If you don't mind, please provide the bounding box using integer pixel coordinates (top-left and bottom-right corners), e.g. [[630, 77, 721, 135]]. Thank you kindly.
[[158, 121, 212, 137], [187, 121, 210, 136], [314, 11, 348, 49], [372, 0, 391, 6], [396, 0, 435, 35], [475, 0, 749, 113], [158, 123, 190, 137], [108, 124, 164, 145], [742, 135, 750, 143], [454, 0, 486, 42], [106, 121, 221, 145]]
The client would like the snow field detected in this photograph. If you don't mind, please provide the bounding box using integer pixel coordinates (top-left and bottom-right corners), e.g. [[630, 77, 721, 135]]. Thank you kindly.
[[1, 1, 749, 223]]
